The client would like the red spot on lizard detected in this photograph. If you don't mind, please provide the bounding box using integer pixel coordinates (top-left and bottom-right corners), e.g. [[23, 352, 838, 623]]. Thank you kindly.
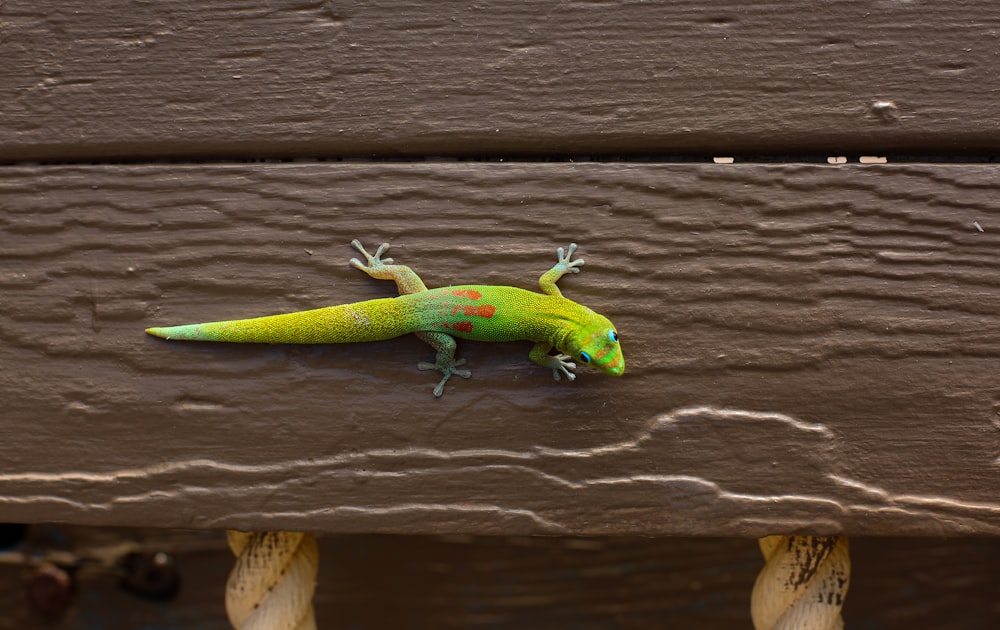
[[451, 289, 483, 300], [449, 304, 496, 318], [463, 304, 496, 318]]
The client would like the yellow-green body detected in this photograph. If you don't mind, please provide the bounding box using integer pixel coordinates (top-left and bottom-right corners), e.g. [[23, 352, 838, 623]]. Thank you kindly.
[[147, 240, 623, 396]]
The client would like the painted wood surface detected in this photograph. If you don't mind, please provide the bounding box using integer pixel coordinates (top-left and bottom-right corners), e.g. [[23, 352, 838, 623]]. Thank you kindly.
[[3, 1, 1000, 160], [2, 162, 997, 535]]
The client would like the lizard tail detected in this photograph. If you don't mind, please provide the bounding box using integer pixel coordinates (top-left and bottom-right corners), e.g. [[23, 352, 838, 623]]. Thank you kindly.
[[145, 297, 417, 344]]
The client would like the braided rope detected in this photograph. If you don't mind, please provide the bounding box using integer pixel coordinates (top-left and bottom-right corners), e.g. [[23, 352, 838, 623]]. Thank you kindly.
[[751, 535, 850, 630], [225, 531, 319, 630]]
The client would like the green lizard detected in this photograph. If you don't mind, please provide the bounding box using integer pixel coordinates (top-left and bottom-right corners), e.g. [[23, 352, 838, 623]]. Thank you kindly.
[[146, 240, 624, 397]]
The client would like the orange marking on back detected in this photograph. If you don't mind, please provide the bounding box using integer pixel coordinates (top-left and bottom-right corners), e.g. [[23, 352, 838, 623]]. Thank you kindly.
[[453, 321, 474, 333], [451, 289, 483, 300], [462, 304, 496, 318]]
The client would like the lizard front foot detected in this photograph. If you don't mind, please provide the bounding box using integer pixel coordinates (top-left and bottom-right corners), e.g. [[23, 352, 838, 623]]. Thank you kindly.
[[554, 243, 584, 275], [544, 354, 577, 382], [417, 358, 473, 397]]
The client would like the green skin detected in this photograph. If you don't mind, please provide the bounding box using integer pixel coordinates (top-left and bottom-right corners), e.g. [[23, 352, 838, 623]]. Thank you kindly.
[[146, 240, 624, 397]]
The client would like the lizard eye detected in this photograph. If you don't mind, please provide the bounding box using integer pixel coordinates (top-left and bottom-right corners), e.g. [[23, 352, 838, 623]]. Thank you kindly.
[[608, 330, 618, 343], [579, 351, 592, 363]]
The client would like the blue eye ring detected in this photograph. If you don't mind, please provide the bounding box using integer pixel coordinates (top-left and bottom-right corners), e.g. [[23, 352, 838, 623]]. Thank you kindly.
[[579, 351, 592, 363], [608, 330, 618, 343]]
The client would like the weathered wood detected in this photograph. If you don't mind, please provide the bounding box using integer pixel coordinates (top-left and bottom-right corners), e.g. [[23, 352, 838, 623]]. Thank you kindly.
[[3, 1, 1000, 160], [3, 530, 999, 628], [1, 162, 999, 535]]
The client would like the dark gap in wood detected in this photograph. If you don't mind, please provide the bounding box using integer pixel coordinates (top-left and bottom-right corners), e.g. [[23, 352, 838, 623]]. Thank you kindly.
[[3, 152, 1000, 167], [3, 526, 998, 629]]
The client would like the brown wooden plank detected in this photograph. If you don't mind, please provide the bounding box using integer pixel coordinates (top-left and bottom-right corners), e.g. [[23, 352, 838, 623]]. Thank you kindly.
[[1, 162, 999, 535], [3, 529, 999, 628], [3, 1, 1000, 160]]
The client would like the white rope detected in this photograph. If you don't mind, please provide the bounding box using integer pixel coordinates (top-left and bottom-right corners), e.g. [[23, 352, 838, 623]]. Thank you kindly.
[[225, 531, 319, 630], [751, 535, 850, 630]]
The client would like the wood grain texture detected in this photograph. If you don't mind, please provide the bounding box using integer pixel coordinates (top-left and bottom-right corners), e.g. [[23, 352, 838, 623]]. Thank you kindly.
[[2, 529, 999, 629], [1, 162, 999, 535], [3, 0, 1000, 160]]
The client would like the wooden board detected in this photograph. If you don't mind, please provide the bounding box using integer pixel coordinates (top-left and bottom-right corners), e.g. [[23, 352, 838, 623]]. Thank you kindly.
[[1, 162, 999, 535], [4, 1, 1000, 160], [3, 529, 999, 629]]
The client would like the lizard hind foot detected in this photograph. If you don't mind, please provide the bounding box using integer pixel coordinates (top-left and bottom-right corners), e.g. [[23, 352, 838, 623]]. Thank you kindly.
[[417, 358, 472, 397], [349, 239, 393, 272]]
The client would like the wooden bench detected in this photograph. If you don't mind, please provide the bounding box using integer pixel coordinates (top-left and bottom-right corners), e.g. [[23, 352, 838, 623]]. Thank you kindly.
[[2, 1, 998, 626]]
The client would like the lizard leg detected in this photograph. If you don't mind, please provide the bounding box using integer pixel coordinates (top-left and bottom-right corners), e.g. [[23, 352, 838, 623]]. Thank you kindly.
[[352, 240, 470, 396], [415, 331, 472, 397], [529, 342, 577, 382], [537, 242, 584, 297], [350, 239, 428, 295]]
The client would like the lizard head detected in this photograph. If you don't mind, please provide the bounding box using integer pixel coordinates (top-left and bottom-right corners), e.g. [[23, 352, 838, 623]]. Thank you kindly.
[[561, 313, 624, 376]]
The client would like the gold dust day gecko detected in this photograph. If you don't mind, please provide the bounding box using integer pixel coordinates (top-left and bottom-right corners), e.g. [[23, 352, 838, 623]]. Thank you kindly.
[[146, 240, 624, 397]]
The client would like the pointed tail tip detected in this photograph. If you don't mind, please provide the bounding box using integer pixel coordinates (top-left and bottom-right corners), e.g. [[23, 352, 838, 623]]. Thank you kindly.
[[145, 327, 168, 339]]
